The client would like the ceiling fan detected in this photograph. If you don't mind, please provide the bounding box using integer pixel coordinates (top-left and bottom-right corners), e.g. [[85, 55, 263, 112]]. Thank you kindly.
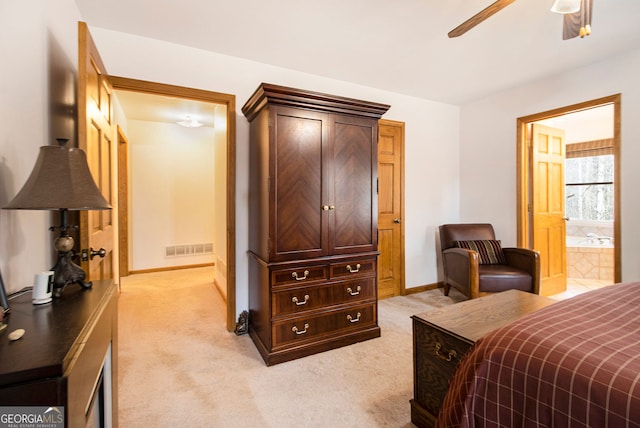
[[448, 0, 593, 39]]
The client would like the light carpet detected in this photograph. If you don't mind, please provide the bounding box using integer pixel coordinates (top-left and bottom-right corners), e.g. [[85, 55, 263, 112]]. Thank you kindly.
[[117, 267, 466, 427]]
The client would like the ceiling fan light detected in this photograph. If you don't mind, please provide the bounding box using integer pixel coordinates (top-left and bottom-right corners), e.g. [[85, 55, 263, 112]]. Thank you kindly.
[[177, 115, 203, 128], [551, 0, 581, 14]]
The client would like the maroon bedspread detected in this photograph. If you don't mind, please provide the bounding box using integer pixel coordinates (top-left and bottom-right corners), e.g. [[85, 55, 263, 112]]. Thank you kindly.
[[437, 282, 640, 428]]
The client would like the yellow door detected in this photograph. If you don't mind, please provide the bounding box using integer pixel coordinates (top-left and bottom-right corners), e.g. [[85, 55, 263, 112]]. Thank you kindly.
[[377, 120, 405, 299], [532, 123, 566, 296], [78, 22, 116, 282]]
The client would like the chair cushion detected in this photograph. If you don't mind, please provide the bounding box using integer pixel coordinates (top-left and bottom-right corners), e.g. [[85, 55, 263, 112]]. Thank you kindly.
[[478, 265, 533, 293], [454, 239, 506, 265]]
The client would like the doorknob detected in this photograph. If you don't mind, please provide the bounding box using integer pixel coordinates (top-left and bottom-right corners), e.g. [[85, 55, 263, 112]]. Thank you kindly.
[[393, 218, 401, 224], [90, 247, 107, 260], [81, 247, 107, 261]]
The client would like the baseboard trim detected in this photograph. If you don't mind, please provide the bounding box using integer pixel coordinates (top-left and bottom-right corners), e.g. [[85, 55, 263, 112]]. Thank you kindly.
[[129, 263, 215, 275], [213, 278, 227, 303], [403, 282, 442, 295]]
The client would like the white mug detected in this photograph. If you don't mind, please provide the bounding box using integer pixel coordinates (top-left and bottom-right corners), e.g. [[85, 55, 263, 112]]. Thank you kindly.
[[32, 271, 54, 305]]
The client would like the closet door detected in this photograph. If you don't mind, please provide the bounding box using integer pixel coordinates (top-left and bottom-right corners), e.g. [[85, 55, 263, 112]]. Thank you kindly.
[[330, 114, 378, 255], [270, 106, 329, 261]]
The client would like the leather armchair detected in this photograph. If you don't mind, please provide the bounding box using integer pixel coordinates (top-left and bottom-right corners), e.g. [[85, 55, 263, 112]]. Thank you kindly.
[[439, 223, 540, 299]]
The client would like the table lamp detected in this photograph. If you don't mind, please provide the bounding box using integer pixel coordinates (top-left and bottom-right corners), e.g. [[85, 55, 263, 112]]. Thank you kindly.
[[4, 139, 111, 297]]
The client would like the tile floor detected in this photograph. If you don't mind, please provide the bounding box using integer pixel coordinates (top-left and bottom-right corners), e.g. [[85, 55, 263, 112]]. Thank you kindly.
[[551, 278, 614, 300]]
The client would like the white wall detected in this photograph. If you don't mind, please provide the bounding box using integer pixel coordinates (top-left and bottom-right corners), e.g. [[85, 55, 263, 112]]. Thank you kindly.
[[460, 48, 640, 281], [86, 27, 460, 316], [0, 0, 81, 294], [537, 104, 614, 144], [128, 120, 216, 270]]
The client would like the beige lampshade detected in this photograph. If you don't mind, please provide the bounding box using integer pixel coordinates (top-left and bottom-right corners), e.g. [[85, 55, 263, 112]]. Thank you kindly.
[[4, 142, 111, 211]]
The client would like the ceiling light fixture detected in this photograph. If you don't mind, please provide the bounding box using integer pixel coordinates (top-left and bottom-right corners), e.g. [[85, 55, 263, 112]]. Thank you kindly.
[[177, 115, 203, 128], [551, 0, 581, 14]]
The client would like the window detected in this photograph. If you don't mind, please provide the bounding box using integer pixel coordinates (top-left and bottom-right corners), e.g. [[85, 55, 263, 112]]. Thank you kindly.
[[565, 154, 614, 221]]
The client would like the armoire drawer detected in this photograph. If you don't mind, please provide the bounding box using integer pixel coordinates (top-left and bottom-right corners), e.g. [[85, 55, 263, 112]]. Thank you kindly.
[[272, 303, 377, 349], [330, 259, 376, 279], [271, 278, 376, 317], [271, 265, 329, 287]]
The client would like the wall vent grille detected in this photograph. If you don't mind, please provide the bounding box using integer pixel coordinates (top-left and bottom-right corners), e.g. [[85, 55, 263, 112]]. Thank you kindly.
[[165, 243, 214, 257]]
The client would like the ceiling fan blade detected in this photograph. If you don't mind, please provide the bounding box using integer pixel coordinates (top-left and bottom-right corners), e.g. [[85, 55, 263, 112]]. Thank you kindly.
[[563, 0, 593, 40], [448, 0, 517, 38]]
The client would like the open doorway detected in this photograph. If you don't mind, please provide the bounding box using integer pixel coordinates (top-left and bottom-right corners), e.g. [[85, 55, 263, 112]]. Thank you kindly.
[[516, 94, 621, 297], [109, 77, 237, 331], [535, 106, 615, 293]]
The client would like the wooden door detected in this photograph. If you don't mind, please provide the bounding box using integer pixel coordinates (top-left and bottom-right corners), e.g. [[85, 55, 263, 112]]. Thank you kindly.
[[270, 106, 329, 261], [377, 120, 405, 299], [532, 123, 566, 296], [331, 114, 378, 255], [78, 22, 115, 282]]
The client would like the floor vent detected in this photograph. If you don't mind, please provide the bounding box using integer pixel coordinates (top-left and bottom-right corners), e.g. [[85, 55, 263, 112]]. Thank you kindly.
[[165, 243, 214, 257]]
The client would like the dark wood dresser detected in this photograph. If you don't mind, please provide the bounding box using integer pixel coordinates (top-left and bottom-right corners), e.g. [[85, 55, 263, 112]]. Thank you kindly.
[[0, 280, 118, 427], [411, 290, 555, 428], [242, 83, 390, 365]]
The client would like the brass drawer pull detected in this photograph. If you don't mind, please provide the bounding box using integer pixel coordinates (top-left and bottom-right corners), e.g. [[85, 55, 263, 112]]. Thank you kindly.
[[292, 295, 310, 306], [347, 312, 362, 323], [346, 264, 361, 273], [346, 285, 361, 296], [434, 343, 458, 362], [291, 270, 309, 281], [292, 323, 309, 335]]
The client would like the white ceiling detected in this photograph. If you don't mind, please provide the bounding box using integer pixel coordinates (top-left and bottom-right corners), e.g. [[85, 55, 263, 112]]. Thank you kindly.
[[114, 90, 218, 128], [75, 0, 640, 106]]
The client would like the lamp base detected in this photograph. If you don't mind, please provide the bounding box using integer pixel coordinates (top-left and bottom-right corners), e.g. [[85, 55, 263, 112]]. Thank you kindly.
[[52, 251, 92, 298]]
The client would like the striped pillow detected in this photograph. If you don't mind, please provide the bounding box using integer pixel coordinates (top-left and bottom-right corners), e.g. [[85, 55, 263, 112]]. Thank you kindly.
[[454, 240, 506, 265]]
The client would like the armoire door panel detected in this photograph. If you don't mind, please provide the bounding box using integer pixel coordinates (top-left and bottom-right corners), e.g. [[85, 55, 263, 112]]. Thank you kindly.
[[272, 109, 327, 259], [332, 117, 377, 253]]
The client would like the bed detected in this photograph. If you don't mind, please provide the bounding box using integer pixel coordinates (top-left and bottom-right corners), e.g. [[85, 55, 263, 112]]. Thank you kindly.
[[436, 281, 640, 427]]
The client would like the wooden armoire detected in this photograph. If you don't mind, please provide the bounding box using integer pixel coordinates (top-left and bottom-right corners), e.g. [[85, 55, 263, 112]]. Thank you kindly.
[[242, 83, 390, 365]]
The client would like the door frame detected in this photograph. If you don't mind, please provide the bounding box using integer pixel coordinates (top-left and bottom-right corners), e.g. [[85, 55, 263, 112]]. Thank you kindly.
[[109, 76, 237, 332], [516, 94, 621, 283], [116, 125, 129, 277]]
